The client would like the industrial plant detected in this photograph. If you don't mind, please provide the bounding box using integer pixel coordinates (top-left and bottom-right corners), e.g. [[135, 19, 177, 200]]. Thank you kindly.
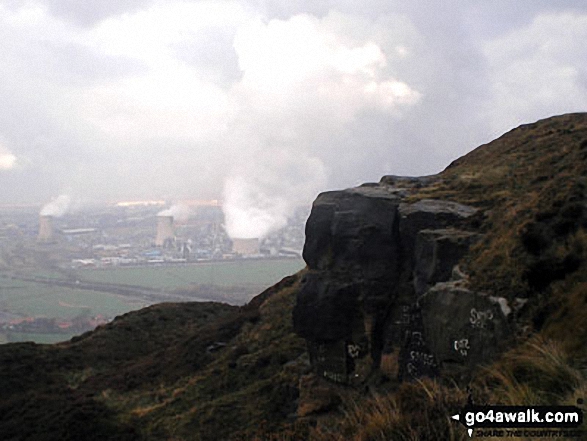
[[0, 200, 307, 342], [231, 238, 260, 256], [37, 215, 54, 242], [3, 200, 306, 270], [155, 215, 175, 248]]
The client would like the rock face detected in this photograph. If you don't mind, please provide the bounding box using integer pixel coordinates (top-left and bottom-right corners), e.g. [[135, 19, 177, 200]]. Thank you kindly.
[[413, 228, 480, 296], [294, 186, 402, 378], [418, 281, 510, 378], [293, 178, 510, 383]]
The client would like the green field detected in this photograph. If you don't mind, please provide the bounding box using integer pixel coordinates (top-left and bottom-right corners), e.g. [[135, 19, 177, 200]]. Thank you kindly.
[[75, 258, 305, 290], [0, 278, 145, 319], [0, 258, 305, 344], [0, 280, 145, 345]]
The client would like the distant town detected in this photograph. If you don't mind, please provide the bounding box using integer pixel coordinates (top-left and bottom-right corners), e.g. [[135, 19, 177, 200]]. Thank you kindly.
[[2, 199, 307, 268], [0, 200, 307, 342]]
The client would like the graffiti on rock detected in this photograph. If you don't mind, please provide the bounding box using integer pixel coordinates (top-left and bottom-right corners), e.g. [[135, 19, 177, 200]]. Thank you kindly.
[[453, 338, 470, 356], [398, 304, 438, 380], [469, 308, 494, 329], [347, 344, 361, 359]]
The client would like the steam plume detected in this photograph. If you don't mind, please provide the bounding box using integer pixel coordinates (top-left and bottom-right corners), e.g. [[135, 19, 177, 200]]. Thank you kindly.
[[157, 204, 191, 223], [40, 195, 71, 217], [0, 153, 16, 170], [0, 142, 16, 170], [222, 153, 326, 239]]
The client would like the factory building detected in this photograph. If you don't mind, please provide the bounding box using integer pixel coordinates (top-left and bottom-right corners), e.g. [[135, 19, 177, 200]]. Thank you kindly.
[[232, 238, 260, 256]]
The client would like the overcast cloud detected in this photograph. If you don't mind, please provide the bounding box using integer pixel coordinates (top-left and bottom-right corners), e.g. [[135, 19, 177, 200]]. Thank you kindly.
[[0, 0, 586, 234]]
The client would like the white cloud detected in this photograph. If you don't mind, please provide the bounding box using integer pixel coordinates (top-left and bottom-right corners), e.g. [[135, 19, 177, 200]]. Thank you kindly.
[[1, 0, 585, 209], [1, 3, 422, 207], [484, 12, 587, 135], [74, 1, 251, 142], [232, 12, 421, 122], [221, 11, 421, 237], [88, 1, 250, 62]]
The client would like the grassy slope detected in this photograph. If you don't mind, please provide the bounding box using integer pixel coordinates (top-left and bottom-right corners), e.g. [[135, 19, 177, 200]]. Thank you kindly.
[[440, 113, 587, 356], [0, 300, 237, 440], [411, 114, 586, 287], [115, 273, 309, 440], [309, 113, 587, 440], [0, 274, 308, 440]]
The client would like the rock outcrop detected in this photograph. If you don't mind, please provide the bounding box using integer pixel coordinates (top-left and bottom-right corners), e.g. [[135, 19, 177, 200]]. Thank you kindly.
[[293, 178, 510, 382]]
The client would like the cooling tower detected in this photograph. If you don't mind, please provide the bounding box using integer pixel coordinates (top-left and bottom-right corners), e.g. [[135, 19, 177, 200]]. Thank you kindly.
[[37, 215, 54, 242], [155, 215, 174, 247], [232, 238, 260, 255]]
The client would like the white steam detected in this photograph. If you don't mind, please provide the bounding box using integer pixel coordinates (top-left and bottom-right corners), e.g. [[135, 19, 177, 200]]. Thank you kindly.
[[157, 204, 191, 223], [222, 153, 326, 239], [220, 13, 421, 240], [223, 177, 288, 239], [40, 194, 71, 217], [0, 142, 16, 170], [0, 153, 16, 170]]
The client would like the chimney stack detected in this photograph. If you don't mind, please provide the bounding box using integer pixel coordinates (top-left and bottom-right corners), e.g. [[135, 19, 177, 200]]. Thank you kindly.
[[155, 215, 174, 247], [38, 215, 54, 242]]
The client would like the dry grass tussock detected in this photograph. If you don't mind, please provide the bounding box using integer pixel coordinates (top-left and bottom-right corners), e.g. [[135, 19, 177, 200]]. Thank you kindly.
[[307, 336, 586, 441]]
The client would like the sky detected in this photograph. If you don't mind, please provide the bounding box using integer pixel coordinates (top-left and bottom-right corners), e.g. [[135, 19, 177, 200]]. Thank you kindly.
[[0, 1, 586, 235]]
